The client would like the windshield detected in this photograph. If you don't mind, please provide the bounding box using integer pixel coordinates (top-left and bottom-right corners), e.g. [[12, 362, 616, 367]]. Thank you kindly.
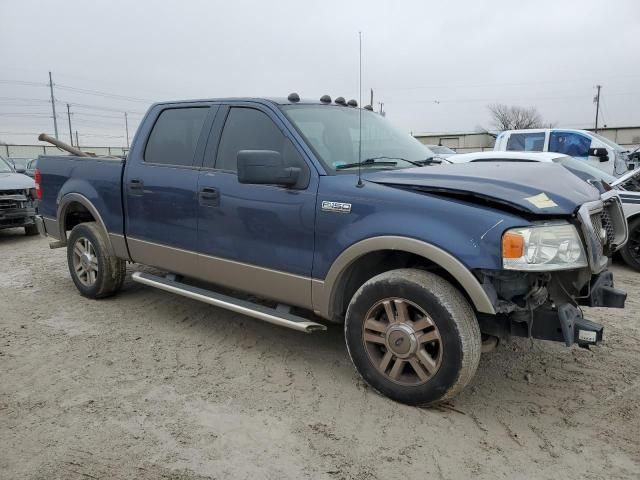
[[10, 158, 29, 170], [282, 105, 434, 172], [427, 145, 456, 155], [553, 155, 617, 183], [590, 132, 625, 152], [0, 155, 13, 173]]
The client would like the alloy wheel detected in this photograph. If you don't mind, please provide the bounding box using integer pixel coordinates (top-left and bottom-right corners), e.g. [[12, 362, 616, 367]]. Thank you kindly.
[[72, 237, 99, 287], [362, 298, 442, 386]]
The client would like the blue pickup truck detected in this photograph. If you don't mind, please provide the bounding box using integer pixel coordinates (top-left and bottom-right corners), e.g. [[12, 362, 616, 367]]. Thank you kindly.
[[35, 95, 628, 406]]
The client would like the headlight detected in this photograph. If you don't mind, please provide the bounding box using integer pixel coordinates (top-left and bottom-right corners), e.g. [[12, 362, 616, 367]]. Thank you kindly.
[[502, 223, 588, 271]]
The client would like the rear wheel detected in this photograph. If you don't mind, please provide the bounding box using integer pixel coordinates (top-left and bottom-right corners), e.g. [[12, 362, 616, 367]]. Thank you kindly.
[[620, 217, 640, 271], [67, 222, 126, 298], [345, 269, 481, 406]]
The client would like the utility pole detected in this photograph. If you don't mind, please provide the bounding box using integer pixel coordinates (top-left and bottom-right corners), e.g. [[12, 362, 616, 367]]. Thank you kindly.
[[75, 131, 79, 149], [370, 89, 373, 108], [66, 104, 73, 146], [594, 85, 602, 133], [124, 112, 130, 149], [48, 71, 59, 139]]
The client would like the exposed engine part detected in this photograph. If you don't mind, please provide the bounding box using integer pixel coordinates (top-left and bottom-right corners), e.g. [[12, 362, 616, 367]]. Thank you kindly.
[[480, 270, 549, 314]]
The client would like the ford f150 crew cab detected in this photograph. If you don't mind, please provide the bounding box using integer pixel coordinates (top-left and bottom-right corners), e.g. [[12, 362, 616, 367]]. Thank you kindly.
[[34, 95, 628, 406]]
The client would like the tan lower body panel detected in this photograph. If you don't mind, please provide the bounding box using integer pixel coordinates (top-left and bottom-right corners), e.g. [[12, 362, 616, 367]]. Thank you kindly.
[[108, 233, 130, 260], [126, 237, 313, 309], [42, 216, 61, 240]]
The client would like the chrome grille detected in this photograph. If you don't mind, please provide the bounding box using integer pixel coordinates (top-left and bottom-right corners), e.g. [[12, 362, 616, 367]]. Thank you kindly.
[[578, 192, 629, 273], [0, 190, 28, 211], [600, 207, 616, 247], [589, 212, 605, 256]]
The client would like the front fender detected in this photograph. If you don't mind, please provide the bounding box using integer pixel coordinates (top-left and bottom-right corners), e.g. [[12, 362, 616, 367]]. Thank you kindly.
[[311, 235, 498, 319]]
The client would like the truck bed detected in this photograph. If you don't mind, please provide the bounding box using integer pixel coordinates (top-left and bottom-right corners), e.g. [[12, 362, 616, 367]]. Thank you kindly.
[[38, 155, 126, 235]]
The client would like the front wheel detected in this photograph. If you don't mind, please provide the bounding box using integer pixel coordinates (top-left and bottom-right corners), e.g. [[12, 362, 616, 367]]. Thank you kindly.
[[67, 222, 126, 298], [620, 216, 640, 271], [345, 269, 481, 406]]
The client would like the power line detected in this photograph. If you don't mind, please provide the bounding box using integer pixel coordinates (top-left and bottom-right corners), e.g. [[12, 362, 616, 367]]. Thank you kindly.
[[62, 101, 145, 115], [55, 83, 153, 103], [375, 73, 640, 92], [0, 79, 47, 87]]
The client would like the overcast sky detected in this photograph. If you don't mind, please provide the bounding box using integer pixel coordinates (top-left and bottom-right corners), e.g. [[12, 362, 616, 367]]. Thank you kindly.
[[2, 0, 639, 147]]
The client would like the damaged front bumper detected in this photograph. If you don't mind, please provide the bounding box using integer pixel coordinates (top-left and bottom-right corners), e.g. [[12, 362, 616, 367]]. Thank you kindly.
[[0, 190, 36, 229], [478, 270, 626, 348], [0, 207, 36, 229]]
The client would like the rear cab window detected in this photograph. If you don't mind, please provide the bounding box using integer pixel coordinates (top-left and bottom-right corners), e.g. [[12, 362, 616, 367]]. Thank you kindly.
[[144, 107, 209, 166], [506, 132, 546, 152]]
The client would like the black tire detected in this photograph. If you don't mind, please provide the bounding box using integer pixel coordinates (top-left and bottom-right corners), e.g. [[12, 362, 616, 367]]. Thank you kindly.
[[620, 216, 640, 271], [345, 268, 481, 406], [24, 223, 39, 236], [67, 222, 126, 299]]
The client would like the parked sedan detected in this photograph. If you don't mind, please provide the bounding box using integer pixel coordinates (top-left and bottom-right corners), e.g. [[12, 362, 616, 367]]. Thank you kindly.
[[450, 151, 640, 271]]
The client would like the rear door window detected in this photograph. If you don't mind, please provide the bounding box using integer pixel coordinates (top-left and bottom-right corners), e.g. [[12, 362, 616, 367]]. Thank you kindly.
[[145, 107, 209, 166], [549, 132, 591, 158], [506, 132, 546, 152]]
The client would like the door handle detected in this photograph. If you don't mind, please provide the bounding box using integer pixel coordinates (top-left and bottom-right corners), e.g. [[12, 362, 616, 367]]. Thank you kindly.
[[199, 187, 219, 206], [128, 178, 144, 194]]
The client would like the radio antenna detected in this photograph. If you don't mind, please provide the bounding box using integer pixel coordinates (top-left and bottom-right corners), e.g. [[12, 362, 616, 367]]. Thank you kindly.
[[356, 31, 364, 188]]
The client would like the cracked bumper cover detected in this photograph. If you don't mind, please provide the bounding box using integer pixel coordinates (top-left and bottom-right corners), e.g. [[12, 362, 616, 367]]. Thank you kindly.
[[577, 270, 627, 309]]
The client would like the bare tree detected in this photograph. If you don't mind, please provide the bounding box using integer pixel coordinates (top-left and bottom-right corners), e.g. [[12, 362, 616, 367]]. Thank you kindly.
[[488, 103, 547, 130]]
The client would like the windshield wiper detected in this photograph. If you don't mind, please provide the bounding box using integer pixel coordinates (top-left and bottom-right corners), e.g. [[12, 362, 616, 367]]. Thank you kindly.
[[414, 157, 442, 165], [335, 156, 422, 170]]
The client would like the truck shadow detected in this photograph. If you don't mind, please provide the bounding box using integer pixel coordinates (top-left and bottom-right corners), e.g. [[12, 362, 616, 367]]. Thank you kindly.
[[114, 266, 636, 416]]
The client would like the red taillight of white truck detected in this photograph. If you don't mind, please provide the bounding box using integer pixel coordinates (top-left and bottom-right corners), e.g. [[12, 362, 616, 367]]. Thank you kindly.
[[34, 168, 42, 199]]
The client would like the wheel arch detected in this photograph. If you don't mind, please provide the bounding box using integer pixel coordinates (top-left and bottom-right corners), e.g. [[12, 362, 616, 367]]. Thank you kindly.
[[312, 236, 496, 321], [57, 193, 114, 255]]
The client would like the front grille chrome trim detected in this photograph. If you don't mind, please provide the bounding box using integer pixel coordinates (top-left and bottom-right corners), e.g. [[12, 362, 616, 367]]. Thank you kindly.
[[577, 191, 628, 274]]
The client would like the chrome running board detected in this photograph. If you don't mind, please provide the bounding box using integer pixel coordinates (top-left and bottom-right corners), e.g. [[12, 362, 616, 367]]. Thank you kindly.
[[131, 271, 326, 334]]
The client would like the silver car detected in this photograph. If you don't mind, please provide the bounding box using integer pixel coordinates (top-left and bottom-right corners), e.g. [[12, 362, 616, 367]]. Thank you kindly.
[[0, 155, 38, 235]]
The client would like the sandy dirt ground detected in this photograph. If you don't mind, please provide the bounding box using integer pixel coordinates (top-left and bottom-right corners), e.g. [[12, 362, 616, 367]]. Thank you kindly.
[[1, 228, 639, 480]]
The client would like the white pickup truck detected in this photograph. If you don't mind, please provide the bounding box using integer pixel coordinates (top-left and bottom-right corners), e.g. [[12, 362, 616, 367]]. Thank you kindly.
[[493, 128, 633, 177]]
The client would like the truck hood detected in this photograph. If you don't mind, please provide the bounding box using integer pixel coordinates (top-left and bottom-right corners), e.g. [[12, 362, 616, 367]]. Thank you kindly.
[[0, 172, 35, 190], [364, 162, 600, 216]]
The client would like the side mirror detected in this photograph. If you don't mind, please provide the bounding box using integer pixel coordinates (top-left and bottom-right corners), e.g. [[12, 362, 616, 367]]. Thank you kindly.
[[237, 150, 300, 187], [15, 167, 26, 174], [588, 147, 609, 162]]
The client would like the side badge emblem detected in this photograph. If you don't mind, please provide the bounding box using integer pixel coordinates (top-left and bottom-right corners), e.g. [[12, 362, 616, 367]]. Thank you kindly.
[[321, 201, 352, 214]]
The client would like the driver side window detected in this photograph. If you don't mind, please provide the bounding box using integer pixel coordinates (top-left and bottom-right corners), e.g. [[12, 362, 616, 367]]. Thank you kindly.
[[549, 132, 591, 158], [214, 106, 310, 187]]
